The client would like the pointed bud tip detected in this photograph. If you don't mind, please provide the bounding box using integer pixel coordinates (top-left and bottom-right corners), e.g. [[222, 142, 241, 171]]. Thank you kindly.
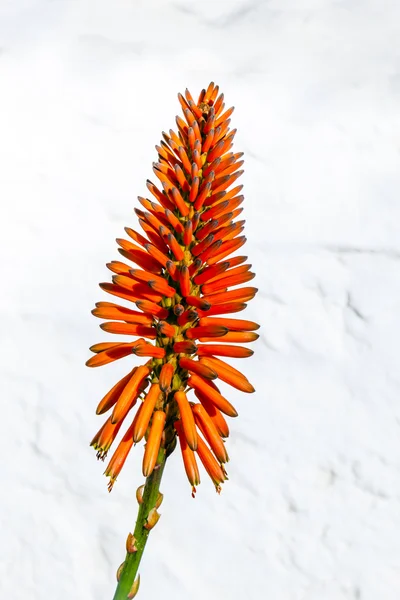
[[127, 574, 141, 599], [144, 507, 161, 530]]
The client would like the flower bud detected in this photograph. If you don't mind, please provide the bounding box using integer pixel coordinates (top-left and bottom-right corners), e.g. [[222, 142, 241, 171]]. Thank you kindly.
[[116, 562, 124, 581], [155, 492, 164, 509], [136, 484, 145, 505], [144, 507, 161, 530], [127, 575, 141, 599], [126, 533, 137, 554]]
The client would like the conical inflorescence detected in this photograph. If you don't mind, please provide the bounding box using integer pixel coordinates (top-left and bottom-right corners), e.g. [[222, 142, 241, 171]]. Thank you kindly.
[[87, 82, 259, 496]]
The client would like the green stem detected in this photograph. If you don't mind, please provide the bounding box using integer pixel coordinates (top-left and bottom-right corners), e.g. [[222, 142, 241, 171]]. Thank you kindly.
[[113, 450, 167, 599]]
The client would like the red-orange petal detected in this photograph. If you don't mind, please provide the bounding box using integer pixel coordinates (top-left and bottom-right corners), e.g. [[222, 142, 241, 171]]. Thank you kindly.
[[135, 299, 169, 319], [116, 243, 162, 273], [100, 321, 156, 339], [99, 282, 143, 305], [178, 145, 192, 174], [142, 410, 166, 477], [194, 218, 220, 242], [146, 180, 175, 211], [147, 279, 176, 298], [145, 243, 169, 268], [196, 435, 227, 490], [187, 374, 237, 417], [193, 261, 230, 284], [202, 286, 258, 306], [206, 237, 247, 266], [199, 356, 255, 393], [91, 416, 124, 460], [157, 321, 176, 337], [165, 209, 184, 234], [111, 365, 150, 424], [129, 268, 165, 285], [185, 295, 211, 311], [196, 344, 253, 359], [175, 420, 201, 488], [199, 331, 259, 344], [159, 363, 175, 392], [183, 221, 193, 246], [201, 272, 255, 294], [104, 417, 137, 490], [132, 341, 166, 359], [96, 368, 137, 415], [191, 234, 216, 258], [192, 404, 229, 463], [179, 265, 191, 297], [111, 276, 163, 303], [179, 357, 217, 380], [173, 340, 198, 354], [89, 341, 124, 353], [198, 317, 260, 331], [194, 390, 230, 438], [196, 302, 247, 318], [85, 343, 137, 368], [205, 263, 251, 284], [166, 233, 185, 261], [186, 325, 228, 340], [169, 186, 189, 216], [174, 391, 197, 451], [213, 92, 224, 115], [177, 308, 198, 327], [133, 383, 161, 442], [189, 176, 199, 203], [92, 302, 153, 325], [106, 261, 132, 276]]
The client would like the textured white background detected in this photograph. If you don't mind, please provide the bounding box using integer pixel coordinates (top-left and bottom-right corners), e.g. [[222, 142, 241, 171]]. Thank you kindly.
[[1, 1, 400, 599]]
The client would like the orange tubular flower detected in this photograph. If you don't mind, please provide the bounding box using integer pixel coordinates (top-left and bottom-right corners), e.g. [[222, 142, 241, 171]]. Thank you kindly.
[[86, 81, 259, 599], [142, 410, 166, 477], [175, 420, 200, 498], [174, 391, 197, 451]]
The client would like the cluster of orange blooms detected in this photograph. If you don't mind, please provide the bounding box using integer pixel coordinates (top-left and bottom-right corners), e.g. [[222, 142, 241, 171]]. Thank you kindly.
[[87, 82, 258, 496]]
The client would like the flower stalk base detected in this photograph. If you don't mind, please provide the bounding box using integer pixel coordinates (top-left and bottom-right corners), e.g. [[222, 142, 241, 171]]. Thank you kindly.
[[113, 450, 167, 600]]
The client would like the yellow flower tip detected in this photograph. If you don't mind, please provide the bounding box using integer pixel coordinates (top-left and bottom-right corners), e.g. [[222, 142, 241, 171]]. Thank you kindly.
[[175, 419, 201, 489], [96, 449, 107, 462], [91, 416, 124, 462], [196, 435, 227, 488], [107, 477, 116, 492]]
